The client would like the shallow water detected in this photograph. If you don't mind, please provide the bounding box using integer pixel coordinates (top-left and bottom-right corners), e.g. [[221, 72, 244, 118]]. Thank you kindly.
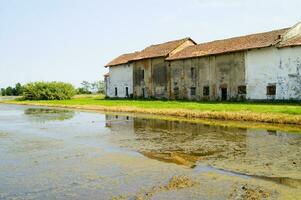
[[0, 104, 301, 200]]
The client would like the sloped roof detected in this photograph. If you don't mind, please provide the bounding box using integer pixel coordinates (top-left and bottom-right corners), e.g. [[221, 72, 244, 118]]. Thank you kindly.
[[278, 35, 301, 47], [167, 28, 290, 60], [105, 52, 140, 67], [132, 38, 195, 61]]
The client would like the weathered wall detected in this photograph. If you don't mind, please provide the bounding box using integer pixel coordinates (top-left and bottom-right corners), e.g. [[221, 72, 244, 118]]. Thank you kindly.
[[169, 52, 245, 100], [132, 40, 196, 99], [104, 76, 110, 96], [133, 57, 169, 98], [133, 59, 152, 98], [107, 63, 133, 98], [245, 46, 301, 100]]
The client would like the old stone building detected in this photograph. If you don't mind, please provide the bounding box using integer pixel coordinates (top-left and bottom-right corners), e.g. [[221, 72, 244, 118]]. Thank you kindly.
[[104, 22, 301, 101], [167, 22, 301, 100], [131, 38, 196, 98], [104, 38, 196, 98]]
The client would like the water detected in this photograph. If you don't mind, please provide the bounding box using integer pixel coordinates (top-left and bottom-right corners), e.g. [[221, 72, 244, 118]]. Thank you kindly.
[[0, 104, 300, 200]]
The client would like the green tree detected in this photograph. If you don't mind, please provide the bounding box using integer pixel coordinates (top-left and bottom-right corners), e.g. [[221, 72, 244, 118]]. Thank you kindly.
[[23, 81, 76, 100], [1, 88, 6, 96], [5, 87, 14, 96], [14, 83, 24, 96]]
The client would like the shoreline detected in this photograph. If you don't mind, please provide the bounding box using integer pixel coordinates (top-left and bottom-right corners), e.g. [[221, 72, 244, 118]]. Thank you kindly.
[[2, 101, 301, 133]]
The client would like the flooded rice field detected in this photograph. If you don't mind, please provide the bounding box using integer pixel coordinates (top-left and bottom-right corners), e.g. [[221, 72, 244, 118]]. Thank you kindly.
[[0, 104, 301, 200]]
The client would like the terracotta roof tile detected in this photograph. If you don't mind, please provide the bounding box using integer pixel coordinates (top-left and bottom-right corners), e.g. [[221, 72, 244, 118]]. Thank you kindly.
[[167, 28, 290, 60], [105, 52, 140, 67], [278, 36, 301, 47], [132, 38, 195, 61]]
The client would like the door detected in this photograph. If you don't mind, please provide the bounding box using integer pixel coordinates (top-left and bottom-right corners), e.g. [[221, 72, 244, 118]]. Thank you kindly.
[[221, 88, 227, 101], [125, 87, 129, 97], [142, 88, 145, 98]]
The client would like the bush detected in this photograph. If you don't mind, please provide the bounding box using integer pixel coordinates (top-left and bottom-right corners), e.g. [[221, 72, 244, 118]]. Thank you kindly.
[[23, 82, 76, 100]]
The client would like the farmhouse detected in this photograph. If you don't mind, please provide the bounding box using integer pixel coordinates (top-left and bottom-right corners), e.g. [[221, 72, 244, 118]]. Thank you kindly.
[[131, 38, 196, 98], [104, 22, 301, 101], [167, 22, 301, 100]]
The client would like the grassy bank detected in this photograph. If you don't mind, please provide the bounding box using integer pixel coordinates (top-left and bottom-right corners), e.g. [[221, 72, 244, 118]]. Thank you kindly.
[[2, 95, 301, 125]]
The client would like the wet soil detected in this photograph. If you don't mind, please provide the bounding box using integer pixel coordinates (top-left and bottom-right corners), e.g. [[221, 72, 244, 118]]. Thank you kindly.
[[0, 104, 301, 200]]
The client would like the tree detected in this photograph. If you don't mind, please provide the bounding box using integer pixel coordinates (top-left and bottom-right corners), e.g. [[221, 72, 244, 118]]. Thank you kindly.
[[1, 88, 6, 96], [23, 82, 76, 100], [77, 80, 105, 94], [5, 87, 14, 96], [81, 81, 91, 92], [14, 83, 24, 96]]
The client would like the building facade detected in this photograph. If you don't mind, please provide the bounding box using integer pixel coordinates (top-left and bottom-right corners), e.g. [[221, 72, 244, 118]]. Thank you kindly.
[[104, 22, 301, 101], [104, 52, 139, 98], [167, 22, 301, 101], [132, 38, 196, 98]]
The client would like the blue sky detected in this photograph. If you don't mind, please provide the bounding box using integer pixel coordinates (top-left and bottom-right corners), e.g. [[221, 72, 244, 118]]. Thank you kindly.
[[0, 0, 300, 88]]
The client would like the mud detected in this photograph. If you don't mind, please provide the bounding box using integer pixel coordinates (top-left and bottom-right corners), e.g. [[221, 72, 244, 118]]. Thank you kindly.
[[0, 104, 301, 200], [133, 175, 199, 200], [228, 183, 272, 200]]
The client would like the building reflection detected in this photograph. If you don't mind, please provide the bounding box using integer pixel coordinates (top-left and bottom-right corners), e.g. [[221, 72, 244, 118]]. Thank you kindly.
[[105, 114, 301, 180], [105, 115, 248, 167]]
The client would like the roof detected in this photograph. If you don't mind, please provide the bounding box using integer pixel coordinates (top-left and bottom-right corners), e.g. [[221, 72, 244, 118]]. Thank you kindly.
[[104, 73, 109, 77], [278, 35, 301, 47], [167, 28, 290, 60], [105, 52, 140, 67], [132, 37, 196, 61]]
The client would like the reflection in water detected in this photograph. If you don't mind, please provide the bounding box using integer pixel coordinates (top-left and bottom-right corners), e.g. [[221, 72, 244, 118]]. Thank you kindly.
[[105, 114, 301, 186], [24, 108, 75, 122]]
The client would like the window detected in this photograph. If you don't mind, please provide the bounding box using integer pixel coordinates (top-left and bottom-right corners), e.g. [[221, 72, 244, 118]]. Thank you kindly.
[[174, 87, 179, 96], [238, 85, 246, 95], [190, 87, 196, 96], [115, 87, 118, 96], [203, 86, 210, 96], [125, 87, 129, 97], [141, 69, 145, 80], [142, 88, 145, 98], [267, 85, 276, 95], [191, 67, 195, 79]]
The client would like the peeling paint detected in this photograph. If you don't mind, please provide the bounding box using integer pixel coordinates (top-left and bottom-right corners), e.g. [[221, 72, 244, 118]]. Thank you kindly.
[[246, 46, 301, 100]]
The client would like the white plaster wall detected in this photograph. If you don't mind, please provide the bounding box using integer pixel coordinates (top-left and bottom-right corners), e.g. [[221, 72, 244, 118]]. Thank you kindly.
[[104, 76, 110, 96], [245, 46, 301, 100], [107, 64, 133, 98]]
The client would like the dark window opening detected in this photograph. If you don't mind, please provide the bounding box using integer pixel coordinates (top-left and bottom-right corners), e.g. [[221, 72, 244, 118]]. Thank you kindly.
[[125, 87, 129, 97], [221, 88, 227, 100], [141, 70, 145, 80], [191, 67, 195, 79], [115, 87, 118, 96], [142, 88, 145, 98], [238, 85, 247, 95], [174, 87, 179, 96], [190, 87, 196, 96], [267, 85, 276, 95], [203, 86, 210, 96]]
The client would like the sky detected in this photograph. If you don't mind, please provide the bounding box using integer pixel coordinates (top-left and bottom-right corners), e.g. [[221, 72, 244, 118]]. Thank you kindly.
[[0, 0, 300, 88]]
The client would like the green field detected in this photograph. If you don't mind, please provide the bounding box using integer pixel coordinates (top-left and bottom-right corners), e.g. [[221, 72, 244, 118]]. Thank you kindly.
[[11, 95, 301, 115]]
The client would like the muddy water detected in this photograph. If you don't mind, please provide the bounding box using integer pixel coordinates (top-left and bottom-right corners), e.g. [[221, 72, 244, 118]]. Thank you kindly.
[[0, 104, 301, 200]]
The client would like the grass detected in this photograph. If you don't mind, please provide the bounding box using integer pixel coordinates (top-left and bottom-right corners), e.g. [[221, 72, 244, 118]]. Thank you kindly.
[[2, 94, 301, 125]]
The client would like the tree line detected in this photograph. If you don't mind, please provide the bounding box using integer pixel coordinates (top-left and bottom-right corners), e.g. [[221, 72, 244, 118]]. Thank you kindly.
[[1, 83, 24, 96], [1, 81, 105, 98]]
